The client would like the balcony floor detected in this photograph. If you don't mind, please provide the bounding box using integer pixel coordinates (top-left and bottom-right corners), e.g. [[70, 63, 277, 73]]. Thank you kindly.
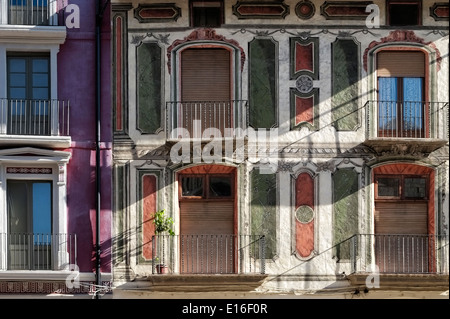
[[347, 273, 449, 292], [115, 274, 268, 293], [364, 138, 448, 156]]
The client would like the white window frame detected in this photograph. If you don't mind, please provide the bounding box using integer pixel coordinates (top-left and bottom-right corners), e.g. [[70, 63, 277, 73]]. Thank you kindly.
[[0, 147, 71, 272]]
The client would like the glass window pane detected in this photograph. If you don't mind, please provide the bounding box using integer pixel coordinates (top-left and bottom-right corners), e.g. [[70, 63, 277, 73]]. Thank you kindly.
[[7, 181, 29, 233], [209, 176, 231, 197], [9, 88, 26, 99], [32, 74, 49, 87], [32, 182, 52, 236], [403, 78, 423, 131], [32, 87, 49, 100], [404, 178, 426, 198], [377, 177, 399, 197], [32, 59, 49, 73], [181, 177, 203, 196], [9, 74, 26, 87], [378, 77, 398, 131], [8, 58, 26, 72]]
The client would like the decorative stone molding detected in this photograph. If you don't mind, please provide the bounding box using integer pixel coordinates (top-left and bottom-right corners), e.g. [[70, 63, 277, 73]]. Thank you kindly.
[[134, 3, 181, 23], [320, 1, 373, 20], [295, 1, 316, 20], [296, 75, 314, 93], [316, 160, 336, 172], [429, 2, 449, 21], [0, 281, 111, 295], [363, 30, 442, 72], [167, 28, 246, 74], [232, 1, 290, 19]]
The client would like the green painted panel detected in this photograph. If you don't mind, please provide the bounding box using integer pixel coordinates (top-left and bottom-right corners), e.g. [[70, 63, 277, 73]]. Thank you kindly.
[[250, 168, 277, 259], [136, 42, 162, 134], [332, 38, 359, 131], [249, 38, 277, 129], [333, 168, 359, 260]]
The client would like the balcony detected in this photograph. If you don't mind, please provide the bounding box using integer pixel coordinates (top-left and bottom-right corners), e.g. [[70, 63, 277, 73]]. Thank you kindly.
[[364, 101, 449, 155], [0, 233, 77, 271], [166, 100, 248, 141], [151, 234, 266, 275], [3, 0, 57, 26], [340, 234, 449, 291], [0, 99, 70, 148]]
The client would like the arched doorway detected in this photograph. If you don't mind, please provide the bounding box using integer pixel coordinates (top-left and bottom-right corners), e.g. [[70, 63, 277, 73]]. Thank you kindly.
[[177, 164, 237, 273]]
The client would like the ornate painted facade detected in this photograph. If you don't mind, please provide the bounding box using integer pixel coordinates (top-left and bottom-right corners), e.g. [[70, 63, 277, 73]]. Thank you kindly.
[[111, 0, 448, 298]]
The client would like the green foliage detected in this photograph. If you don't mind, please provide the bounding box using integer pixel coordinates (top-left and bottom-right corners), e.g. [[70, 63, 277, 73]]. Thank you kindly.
[[153, 209, 175, 236]]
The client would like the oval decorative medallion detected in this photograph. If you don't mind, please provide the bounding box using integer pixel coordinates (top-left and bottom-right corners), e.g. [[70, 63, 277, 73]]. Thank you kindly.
[[295, 1, 316, 20], [295, 205, 314, 223]]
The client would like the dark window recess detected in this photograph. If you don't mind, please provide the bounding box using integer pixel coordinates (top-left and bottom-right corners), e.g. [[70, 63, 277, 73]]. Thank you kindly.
[[376, 175, 428, 200], [378, 178, 400, 197], [191, 1, 223, 27], [181, 176, 204, 197], [209, 176, 231, 197], [387, 1, 421, 26], [404, 177, 426, 199]]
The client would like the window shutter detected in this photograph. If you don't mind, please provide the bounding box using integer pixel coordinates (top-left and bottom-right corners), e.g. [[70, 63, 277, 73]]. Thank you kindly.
[[375, 202, 428, 234], [181, 48, 231, 102], [377, 51, 425, 77], [180, 200, 234, 235]]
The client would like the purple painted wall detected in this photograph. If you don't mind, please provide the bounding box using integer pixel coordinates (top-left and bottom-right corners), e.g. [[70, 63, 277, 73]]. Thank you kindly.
[[57, 0, 112, 274]]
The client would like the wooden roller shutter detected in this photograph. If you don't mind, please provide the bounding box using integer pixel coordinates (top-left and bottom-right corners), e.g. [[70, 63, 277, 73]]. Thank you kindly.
[[377, 51, 425, 77], [181, 48, 231, 101], [180, 200, 234, 235], [375, 201, 428, 234]]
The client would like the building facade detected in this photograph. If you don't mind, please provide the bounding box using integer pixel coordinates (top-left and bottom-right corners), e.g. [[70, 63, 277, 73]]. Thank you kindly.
[[0, 0, 112, 298], [109, 0, 449, 298]]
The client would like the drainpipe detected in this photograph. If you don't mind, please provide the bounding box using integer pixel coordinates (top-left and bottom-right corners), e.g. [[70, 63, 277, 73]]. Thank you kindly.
[[95, 0, 109, 299]]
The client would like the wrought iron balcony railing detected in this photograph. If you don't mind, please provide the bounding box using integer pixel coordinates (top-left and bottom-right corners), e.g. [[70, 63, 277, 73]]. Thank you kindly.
[[6, 0, 56, 26], [151, 234, 266, 275], [337, 234, 449, 275], [365, 101, 449, 140], [0, 233, 77, 271], [0, 99, 69, 136], [166, 100, 248, 140]]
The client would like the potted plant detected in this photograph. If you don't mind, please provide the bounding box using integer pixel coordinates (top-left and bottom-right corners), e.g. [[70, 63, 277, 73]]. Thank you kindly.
[[152, 209, 175, 274]]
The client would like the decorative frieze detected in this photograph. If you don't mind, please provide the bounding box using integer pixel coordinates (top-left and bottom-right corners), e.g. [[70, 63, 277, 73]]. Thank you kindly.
[[134, 4, 181, 23], [6, 167, 52, 174], [0, 281, 111, 295], [167, 29, 245, 74], [363, 30, 442, 72], [295, 1, 316, 20], [320, 1, 373, 20], [232, 1, 290, 19], [429, 2, 449, 21]]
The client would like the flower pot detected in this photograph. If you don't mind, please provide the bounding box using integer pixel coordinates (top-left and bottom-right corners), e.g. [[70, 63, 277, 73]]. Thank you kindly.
[[156, 264, 168, 274]]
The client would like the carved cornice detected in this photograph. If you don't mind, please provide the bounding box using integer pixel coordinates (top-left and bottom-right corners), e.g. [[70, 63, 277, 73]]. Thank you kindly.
[[166, 28, 246, 74], [363, 30, 442, 72]]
